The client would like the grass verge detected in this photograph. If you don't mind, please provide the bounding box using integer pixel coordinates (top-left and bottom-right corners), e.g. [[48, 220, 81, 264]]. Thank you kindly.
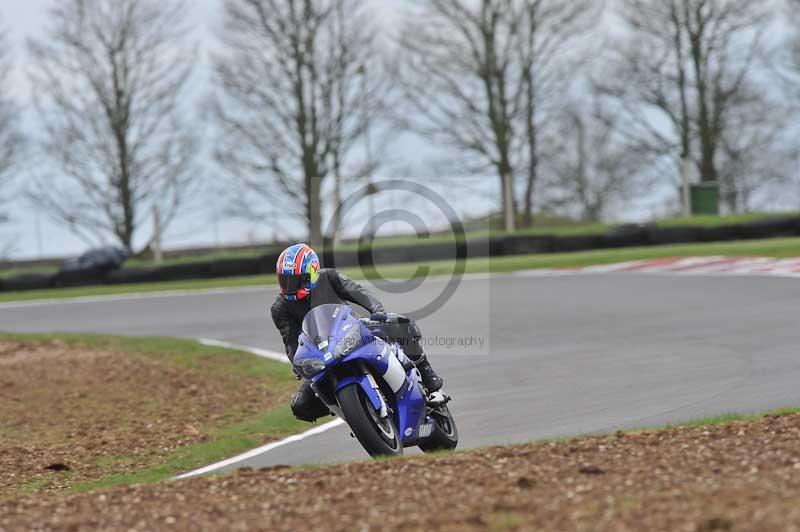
[[669, 407, 800, 427], [654, 211, 800, 228], [71, 407, 307, 493]]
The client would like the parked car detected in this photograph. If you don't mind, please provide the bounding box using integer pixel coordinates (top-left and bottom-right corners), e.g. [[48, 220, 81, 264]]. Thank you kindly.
[[55, 246, 129, 286]]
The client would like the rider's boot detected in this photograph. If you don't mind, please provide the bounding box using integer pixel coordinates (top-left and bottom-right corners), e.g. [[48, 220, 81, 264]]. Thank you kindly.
[[291, 381, 329, 422], [414, 354, 443, 392]]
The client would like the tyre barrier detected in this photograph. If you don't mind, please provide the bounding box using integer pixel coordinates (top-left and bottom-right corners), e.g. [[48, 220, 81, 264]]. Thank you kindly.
[[1, 273, 53, 292], [2, 216, 799, 293], [646, 226, 704, 246]]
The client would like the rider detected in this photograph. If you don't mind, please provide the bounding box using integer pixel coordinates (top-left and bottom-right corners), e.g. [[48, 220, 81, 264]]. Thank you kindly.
[[271, 243, 444, 423]]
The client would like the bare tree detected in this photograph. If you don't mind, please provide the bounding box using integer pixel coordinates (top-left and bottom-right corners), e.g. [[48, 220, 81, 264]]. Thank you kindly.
[[514, 1, 601, 228], [0, 24, 23, 228], [785, 0, 800, 94], [213, 0, 388, 246], [397, 0, 599, 232], [27, 0, 199, 253], [716, 86, 796, 212], [541, 103, 650, 222], [598, 0, 778, 213], [791, 0, 800, 34]]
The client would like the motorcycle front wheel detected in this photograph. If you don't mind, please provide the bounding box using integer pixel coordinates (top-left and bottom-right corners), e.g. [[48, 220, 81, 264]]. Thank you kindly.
[[337, 384, 403, 458]]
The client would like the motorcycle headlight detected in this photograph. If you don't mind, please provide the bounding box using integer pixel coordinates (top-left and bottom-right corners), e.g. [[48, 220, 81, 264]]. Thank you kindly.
[[334, 324, 363, 359], [294, 357, 326, 378]]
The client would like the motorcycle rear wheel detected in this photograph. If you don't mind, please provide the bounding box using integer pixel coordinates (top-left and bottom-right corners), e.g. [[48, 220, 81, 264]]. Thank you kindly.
[[419, 405, 459, 453], [337, 384, 403, 458]]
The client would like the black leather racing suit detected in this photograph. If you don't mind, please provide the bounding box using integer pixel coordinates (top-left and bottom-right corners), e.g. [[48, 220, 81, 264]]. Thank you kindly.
[[271, 269, 386, 421], [271, 269, 385, 361]]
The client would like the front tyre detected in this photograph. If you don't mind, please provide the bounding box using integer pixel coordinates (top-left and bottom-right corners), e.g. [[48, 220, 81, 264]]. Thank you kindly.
[[336, 384, 403, 458], [419, 405, 459, 453]]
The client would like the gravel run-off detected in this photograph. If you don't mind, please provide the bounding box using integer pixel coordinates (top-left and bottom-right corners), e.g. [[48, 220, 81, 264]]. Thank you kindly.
[[0, 339, 292, 499], [3, 412, 800, 531]]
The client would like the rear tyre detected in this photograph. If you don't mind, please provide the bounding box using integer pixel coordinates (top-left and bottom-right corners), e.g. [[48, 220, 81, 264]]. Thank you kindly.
[[336, 384, 403, 458], [419, 405, 459, 453]]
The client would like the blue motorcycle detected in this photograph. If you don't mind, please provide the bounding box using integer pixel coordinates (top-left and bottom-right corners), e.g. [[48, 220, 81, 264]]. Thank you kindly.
[[292, 303, 458, 457]]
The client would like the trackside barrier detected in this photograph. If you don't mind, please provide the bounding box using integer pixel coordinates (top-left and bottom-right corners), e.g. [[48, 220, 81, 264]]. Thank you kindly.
[[2, 217, 799, 293]]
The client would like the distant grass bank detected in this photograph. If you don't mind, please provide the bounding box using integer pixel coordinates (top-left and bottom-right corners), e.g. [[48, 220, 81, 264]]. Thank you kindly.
[[654, 212, 800, 228], [3, 211, 798, 279], [1, 236, 799, 304]]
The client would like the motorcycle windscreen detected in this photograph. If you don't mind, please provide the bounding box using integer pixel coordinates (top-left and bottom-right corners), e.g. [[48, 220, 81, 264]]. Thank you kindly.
[[302, 303, 349, 348]]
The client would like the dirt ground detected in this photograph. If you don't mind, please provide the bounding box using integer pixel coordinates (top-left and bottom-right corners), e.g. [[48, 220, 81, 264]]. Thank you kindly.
[[2, 412, 800, 531], [0, 340, 290, 498]]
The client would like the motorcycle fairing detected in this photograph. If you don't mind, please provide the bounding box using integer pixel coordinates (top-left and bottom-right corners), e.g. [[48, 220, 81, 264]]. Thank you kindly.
[[339, 341, 427, 444]]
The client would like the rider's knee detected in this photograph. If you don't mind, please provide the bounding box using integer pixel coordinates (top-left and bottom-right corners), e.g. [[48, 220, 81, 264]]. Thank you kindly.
[[380, 315, 424, 360]]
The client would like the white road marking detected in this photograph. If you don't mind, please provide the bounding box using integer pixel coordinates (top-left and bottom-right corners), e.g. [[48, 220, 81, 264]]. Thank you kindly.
[[578, 261, 650, 273], [510, 269, 569, 277], [197, 338, 288, 364], [172, 339, 345, 479], [174, 418, 346, 480]]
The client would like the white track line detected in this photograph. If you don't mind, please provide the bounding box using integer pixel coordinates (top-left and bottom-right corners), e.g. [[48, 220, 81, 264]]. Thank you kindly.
[[197, 338, 288, 364], [174, 339, 345, 479], [174, 419, 346, 480]]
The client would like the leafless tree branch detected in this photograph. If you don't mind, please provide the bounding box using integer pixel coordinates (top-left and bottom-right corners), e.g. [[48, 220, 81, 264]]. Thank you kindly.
[[212, 0, 391, 245], [26, 0, 200, 253], [396, 0, 602, 230], [541, 99, 654, 221], [597, 0, 783, 213], [0, 24, 24, 227]]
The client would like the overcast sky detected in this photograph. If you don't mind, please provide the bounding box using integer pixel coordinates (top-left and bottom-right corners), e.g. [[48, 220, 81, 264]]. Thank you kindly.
[[1, 0, 473, 259], [1, 0, 223, 258]]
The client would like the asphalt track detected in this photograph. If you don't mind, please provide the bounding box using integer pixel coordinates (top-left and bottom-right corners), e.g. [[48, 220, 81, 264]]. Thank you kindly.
[[1, 273, 799, 473]]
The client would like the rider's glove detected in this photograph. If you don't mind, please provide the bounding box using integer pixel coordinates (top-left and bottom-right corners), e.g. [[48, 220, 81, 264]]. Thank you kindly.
[[370, 311, 388, 322]]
